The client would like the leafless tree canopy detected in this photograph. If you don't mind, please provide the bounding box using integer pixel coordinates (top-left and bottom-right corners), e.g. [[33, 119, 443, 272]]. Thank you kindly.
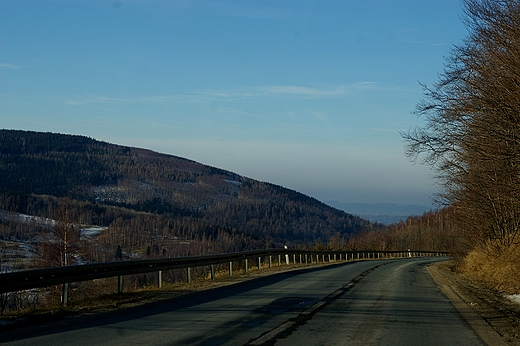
[[402, 0, 520, 252]]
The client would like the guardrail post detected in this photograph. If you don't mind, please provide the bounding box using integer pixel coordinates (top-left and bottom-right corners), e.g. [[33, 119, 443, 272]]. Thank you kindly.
[[269, 255, 272, 268], [278, 255, 281, 266], [210, 265, 215, 280], [299, 254, 302, 264], [293, 254, 296, 264], [258, 257, 261, 270], [305, 254, 308, 264], [158, 270, 162, 288], [229, 262, 233, 276], [118, 275, 124, 294], [62, 283, 68, 306], [245, 259, 248, 273], [187, 267, 191, 283]]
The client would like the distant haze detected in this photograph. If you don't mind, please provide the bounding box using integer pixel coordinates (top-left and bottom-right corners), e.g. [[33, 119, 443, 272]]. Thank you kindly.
[[326, 201, 434, 225]]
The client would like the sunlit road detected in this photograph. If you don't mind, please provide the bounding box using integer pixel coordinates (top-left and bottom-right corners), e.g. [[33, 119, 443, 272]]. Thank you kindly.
[[1, 258, 485, 345]]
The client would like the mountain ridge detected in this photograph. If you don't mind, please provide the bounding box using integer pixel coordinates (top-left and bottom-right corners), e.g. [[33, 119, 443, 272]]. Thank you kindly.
[[0, 129, 372, 261]]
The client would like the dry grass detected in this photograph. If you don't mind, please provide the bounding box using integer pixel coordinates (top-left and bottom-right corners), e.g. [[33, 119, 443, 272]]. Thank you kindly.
[[460, 242, 520, 295]]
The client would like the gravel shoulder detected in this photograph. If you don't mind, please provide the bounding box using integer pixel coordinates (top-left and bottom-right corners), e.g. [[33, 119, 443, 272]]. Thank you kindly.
[[428, 261, 520, 346]]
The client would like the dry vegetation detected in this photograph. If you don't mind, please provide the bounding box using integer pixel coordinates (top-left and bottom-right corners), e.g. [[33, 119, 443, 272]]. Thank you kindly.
[[401, 0, 520, 296], [461, 243, 520, 294]]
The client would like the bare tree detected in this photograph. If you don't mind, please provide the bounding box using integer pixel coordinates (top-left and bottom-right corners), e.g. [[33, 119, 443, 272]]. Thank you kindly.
[[402, 0, 520, 253], [37, 202, 83, 268]]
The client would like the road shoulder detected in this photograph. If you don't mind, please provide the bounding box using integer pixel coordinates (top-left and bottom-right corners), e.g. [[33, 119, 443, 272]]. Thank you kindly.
[[428, 261, 520, 346]]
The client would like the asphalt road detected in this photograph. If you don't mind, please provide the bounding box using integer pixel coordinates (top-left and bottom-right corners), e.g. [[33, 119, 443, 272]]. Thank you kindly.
[[2, 258, 486, 345]]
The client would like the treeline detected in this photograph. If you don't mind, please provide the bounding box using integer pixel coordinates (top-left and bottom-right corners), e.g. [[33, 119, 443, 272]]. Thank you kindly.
[[401, 0, 520, 293], [342, 208, 459, 254]]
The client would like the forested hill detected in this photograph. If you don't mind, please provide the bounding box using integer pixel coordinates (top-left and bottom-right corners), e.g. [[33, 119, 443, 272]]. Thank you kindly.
[[0, 130, 371, 257]]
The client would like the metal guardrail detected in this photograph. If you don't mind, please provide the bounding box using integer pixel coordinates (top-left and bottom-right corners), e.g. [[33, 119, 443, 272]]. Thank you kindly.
[[0, 249, 448, 304]]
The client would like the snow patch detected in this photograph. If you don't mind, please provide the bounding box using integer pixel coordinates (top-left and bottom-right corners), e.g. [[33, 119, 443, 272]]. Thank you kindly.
[[506, 294, 520, 305], [0, 210, 55, 227], [224, 179, 241, 186], [80, 226, 107, 237]]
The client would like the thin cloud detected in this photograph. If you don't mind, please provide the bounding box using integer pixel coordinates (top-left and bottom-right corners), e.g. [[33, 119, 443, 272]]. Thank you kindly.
[[257, 83, 386, 97], [64, 95, 130, 106], [144, 83, 386, 103], [0, 63, 25, 69], [261, 85, 346, 96], [63, 82, 388, 107]]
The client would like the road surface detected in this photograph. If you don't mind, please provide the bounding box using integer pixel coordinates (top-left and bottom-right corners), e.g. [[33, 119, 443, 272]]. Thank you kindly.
[[1, 258, 486, 345]]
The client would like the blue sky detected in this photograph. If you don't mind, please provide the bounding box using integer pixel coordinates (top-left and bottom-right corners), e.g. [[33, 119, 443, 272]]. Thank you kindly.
[[1, 0, 468, 207]]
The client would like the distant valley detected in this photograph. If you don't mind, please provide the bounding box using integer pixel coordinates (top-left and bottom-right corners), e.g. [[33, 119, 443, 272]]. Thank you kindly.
[[326, 201, 433, 225]]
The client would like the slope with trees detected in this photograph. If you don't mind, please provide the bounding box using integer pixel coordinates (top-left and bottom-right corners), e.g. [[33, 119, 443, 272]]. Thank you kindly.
[[0, 129, 371, 270]]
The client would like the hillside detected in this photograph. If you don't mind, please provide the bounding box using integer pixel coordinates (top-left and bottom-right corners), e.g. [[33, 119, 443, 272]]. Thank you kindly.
[[0, 130, 371, 266]]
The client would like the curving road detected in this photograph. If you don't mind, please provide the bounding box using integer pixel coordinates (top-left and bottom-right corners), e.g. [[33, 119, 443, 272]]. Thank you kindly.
[[1, 258, 486, 345]]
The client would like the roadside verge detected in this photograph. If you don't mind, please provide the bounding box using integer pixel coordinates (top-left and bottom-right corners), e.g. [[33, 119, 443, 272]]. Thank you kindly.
[[428, 262, 520, 346]]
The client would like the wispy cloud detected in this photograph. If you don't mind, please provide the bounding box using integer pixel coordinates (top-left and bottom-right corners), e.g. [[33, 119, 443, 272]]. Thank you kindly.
[[258, 82, 384, 97], [63, 82, 388, 107], [261, 85, 346, 96], [63, 95, 131, 106], [188, 83, 383, 100], [0, 63, 25, 69]]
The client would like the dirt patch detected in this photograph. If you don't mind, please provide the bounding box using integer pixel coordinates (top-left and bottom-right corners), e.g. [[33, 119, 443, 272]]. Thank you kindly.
[[428, 261, 520, 345]]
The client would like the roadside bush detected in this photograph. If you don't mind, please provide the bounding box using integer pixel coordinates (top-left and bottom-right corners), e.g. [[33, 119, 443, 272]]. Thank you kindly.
[[461, 243, 520, 295]]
